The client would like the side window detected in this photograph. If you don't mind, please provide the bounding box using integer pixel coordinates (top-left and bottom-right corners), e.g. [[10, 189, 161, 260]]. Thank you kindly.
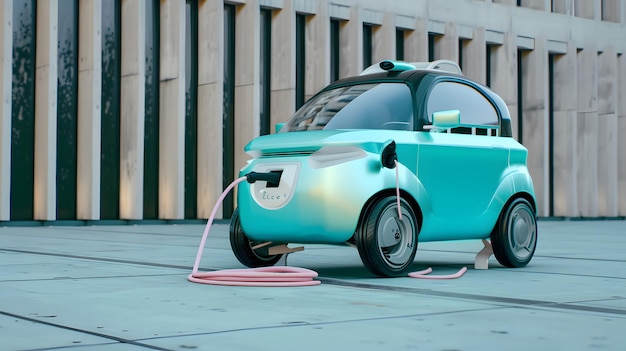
[[426, 81, 498, 134]]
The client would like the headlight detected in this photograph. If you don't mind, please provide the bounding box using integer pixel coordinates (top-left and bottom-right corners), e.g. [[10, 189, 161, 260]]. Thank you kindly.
[[308, 146, 366, 169]]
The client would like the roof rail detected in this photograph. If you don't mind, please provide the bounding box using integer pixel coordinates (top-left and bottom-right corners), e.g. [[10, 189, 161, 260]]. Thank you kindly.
[[360, 59, 462, 76]]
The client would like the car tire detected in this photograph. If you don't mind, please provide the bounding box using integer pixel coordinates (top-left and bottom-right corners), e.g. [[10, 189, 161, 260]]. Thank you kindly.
[[491, 198, 537, 268], [229, 208, 282, 268], [356, 196, 418, 277]]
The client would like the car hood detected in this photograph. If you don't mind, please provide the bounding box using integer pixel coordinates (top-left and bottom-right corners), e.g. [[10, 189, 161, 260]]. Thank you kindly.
[[245, 130, 406, 157]]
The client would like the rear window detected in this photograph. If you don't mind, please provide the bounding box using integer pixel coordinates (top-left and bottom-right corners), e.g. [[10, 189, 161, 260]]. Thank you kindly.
[[281, 83, 414, 132]]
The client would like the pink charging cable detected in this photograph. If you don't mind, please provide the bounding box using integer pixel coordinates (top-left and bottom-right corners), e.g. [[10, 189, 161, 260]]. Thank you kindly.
[[408, 266, 467, 279], [188, 176, 320, 286], [395, 160, 402, 220], [394, 159, 467, 279], [189, 168, 465, 285]]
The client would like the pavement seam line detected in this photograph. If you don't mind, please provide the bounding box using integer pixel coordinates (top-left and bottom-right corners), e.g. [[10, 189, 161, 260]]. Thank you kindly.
[[317, 278, 626, 316], [0, 310, 174, 351], [134, 306, 508, 342], [4, 248, 626, 317]]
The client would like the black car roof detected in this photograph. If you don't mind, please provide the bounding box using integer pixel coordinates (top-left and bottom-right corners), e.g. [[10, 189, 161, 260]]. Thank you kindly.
[[326, 69, 434, 88], [323, 68, 513, 137]]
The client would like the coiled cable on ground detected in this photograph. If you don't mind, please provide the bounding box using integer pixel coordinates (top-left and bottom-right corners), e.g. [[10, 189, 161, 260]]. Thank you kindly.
[[189, 170, 466, 286], [188, 176, 320, 286]]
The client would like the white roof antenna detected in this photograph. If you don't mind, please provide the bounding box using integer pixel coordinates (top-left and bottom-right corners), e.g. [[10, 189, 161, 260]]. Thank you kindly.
[[411, 60, 463, 75], [361, 59, 462, 76]]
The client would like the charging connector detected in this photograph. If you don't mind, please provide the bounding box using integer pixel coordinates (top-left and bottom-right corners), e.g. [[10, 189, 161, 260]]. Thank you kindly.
[[246, 171, 283, 187]]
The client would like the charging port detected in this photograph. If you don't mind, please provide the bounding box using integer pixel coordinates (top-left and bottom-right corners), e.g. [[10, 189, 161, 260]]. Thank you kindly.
[[265, 170, 283, 188]]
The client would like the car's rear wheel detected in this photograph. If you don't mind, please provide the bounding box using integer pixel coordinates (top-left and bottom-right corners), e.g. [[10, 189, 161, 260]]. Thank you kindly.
[[229, 208, 282, 267], [491, 198, 537, 267], [356, 196, 418, 277]]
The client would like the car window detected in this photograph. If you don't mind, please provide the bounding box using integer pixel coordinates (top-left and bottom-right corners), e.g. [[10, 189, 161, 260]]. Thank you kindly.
[[426, 81, 498, 127], [281, 83, 414, 132]]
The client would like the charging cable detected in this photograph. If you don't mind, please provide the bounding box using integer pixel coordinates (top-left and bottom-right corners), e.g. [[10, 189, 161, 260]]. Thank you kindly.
[[393, 158, 466, 279], [188, 175, 320, 286], [188, 166, 465, 284]]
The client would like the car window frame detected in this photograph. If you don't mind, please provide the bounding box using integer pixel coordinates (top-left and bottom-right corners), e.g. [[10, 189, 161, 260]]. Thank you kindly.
[[416, 75, 504, 134]]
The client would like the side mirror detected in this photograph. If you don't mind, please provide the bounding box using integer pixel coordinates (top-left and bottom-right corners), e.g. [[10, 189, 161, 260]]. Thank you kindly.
[[381, 140, 397, 169], [275, 123, 285, 133], [432, 110, 460, 129]]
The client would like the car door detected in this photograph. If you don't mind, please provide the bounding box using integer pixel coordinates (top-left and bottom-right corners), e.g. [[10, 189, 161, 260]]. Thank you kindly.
[[417, 80, 509, 221]]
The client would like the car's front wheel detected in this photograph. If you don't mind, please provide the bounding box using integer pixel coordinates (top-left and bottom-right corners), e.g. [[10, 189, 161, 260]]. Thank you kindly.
[[229, 208, 282, 267], [356, 196, 418, 277], [491, 198, 537, 267]]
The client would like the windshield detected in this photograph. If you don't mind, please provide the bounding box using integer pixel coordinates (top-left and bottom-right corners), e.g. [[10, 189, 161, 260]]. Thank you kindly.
[[281, 83, 414, 132]]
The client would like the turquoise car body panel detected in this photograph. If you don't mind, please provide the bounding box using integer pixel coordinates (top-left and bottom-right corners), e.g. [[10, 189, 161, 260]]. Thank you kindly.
[[237, 129, 535, 244]]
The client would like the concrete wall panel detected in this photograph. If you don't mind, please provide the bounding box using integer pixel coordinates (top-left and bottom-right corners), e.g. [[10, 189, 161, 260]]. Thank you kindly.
[[597, 114, 618, 216], [597, 49, 619, 216], [490, 32, 518, 136], [339, 6, 363, 78], [158, 0, 186, 219], [576, 47, 599, 217], [197, 0, 224, 218], [197, 83, 224, 218], [119, 0, 146, 219], [617, 115, 626, 217], [0, 1, 13, 220], [234, 1, 260, 181], [576, 112, 599, 217], [403, 18, 429, 62], [305, 1, 330, 101], [551, 43, 578, 217], [271, 1, 296, 127], [577, 47, 598, 113], [271, 89, 296, 124], [552, 110, 578, 216], [598, 49, 618, 115], [462, 27, 486, 85], [617, 54, 626, 216], [34, 0, 58, 220], [76, 0, 102, 220], [372, 12, 395, 63], [433, 23, 458, 62], [520, 38, 550, 216]]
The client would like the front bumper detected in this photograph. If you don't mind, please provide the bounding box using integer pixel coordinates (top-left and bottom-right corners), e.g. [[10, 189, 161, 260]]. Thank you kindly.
[[237, 152, 394, 244]]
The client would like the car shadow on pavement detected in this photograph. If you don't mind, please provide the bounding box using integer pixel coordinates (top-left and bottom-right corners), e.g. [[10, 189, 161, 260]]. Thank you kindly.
[[310, 262, 472, 280]]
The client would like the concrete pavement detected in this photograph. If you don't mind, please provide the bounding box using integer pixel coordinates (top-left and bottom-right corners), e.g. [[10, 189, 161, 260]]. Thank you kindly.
[[1, 219, 625, 350]]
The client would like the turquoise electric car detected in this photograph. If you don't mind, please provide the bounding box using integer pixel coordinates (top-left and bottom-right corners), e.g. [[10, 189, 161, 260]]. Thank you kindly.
[[230, 60, 537, 277]]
